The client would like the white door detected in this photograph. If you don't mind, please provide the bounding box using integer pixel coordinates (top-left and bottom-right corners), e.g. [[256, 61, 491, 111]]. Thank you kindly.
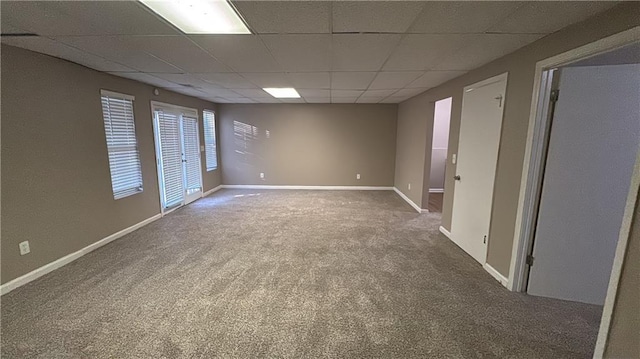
[[527, 64, 640, 305], [450, 73, 508, 264], [181, 115, 203, 205], [154, 109, 185, 211]]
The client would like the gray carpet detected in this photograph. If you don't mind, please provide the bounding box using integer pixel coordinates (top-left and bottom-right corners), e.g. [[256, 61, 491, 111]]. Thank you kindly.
[[1, 190, 602, 358]]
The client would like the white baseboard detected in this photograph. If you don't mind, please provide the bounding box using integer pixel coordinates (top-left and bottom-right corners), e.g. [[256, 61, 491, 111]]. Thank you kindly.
[[439, 226, 452, 239], [483, 263, 509, 288], [202, 184, 223, 197], [223, 185, 394, 191], [0, 213, 162, 296], [393, 187, 424, 213], [429, 188, 444, 193]]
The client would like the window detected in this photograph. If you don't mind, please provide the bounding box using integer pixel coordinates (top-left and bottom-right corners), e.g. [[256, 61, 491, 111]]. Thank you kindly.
[[203, 110, 218, 171], [100, 90, 143, 199]]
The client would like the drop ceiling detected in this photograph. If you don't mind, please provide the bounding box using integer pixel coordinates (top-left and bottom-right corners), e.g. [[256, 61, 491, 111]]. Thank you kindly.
[[1, 1, 618, 104]]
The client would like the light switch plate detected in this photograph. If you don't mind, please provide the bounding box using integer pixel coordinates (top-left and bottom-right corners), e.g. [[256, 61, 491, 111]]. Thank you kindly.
[[19, 241, 30, 255]]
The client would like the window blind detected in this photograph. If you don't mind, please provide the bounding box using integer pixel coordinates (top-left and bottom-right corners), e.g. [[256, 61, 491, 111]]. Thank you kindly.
[[156, 110, 184, 208], [203, 110, 218, 171], [100, 91, 143, 200], [182, 116, 202, 194]]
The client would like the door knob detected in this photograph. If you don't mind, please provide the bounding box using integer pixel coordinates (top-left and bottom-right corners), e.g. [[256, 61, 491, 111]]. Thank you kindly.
[[454, 175, 461, 181]]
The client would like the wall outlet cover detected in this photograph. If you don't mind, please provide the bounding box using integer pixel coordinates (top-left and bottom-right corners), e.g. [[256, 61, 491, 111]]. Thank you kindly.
[[356, 174, 361, 180], [19, 241, 30, 255], [260, 172, 265, 179], [408, 183, 411, 190]]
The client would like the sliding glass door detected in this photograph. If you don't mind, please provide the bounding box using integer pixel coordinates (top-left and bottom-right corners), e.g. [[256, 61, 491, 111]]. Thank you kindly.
[[152, 102, 203, 213]]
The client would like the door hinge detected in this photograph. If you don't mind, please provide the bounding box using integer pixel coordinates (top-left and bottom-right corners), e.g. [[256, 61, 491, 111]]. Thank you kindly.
[[483, 235, 487, 244], [550, 89, 559, 102], [526, 254, 535, 266]]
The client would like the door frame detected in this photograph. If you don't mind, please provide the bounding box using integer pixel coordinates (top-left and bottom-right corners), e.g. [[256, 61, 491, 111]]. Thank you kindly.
[[507, 26, 640, 357], [450, 72, 508, 266], [150, 101, 203, 216]]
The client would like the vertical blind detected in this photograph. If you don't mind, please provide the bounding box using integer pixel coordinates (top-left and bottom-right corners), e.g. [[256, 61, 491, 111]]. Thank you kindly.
[[182, 116, 202, 194], [156, 110, 184, 208], [203, 110, 218, 171], [100, 91, 143, 200]]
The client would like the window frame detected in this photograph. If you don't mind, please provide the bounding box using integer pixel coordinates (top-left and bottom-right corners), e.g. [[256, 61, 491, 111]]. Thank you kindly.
[[203, 109, 219, 171], [100, 89, 144, 200]]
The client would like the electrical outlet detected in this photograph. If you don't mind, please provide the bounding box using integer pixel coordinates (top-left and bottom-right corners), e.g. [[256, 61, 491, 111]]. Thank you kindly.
[[19, 241, 30, 255], [356, 173, 361, 180], [452, 154, 457, 164], [200, 145, 205, 152], [408, 183, 411, 190], [260, 172, 265, 179]]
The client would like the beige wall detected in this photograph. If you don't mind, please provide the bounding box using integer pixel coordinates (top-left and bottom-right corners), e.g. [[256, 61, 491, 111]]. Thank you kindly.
[[219, 104, 397, 186], [604, 186, 640, 358], [393, 3, 640, 276], [1, 45, 221, 284]]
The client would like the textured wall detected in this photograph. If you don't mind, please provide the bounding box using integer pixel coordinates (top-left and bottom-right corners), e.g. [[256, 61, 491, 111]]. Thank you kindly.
[[219, 104, 397, 187], [393, 2, 640, 276], [1, 45, 221, 284]]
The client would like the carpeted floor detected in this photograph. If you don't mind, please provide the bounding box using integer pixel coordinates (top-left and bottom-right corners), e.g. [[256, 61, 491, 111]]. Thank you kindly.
[[1, 190, 602, 358]]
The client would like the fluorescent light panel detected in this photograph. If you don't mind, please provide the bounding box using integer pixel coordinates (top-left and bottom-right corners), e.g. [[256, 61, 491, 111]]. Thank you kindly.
[[139, 0, 250, 34], [263, 88, 301, 98]]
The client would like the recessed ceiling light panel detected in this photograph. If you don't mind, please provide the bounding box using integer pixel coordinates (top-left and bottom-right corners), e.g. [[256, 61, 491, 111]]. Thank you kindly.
[[263, 88, 301, 98], [139, 0, 251, 34]]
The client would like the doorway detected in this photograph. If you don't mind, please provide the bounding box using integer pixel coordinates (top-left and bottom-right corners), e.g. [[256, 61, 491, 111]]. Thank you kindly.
[[524, 50, 640, 305], [449, 73, 508, 264], [151, 101, 204, 214], [427, 97, 452, 213]]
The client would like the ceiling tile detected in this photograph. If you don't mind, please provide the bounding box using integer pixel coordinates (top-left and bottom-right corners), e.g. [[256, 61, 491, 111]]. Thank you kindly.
[[331, 97, 359, 104], [368, 72, 424, 90], [433, 34, 543, 71], [224, 97, 257, 104], [108, 72, 177, 88], [330, 72, 377, 90], [240, 73, 292, 88], [409, 2, 522, 34], [304, 97, 331, 104], [380, 96, 408, 104], [55, 36, 181, 73], [332, 34, 401, 71], [1, 1, 179, 36], [232, 89, 271, 98], [196, 88, 241, 98], [298, 89, 330, 98], [232, 1, 330, 34], [149, 73, 214, 88], [332, 1, 425, 33], [262, 35, 331, 71], [287, 73, 331, 89], [191, 35, 281, 72], [122, 36, 231, 73], [251, 97, 281, 103], [331, 90, 364, 98], [383, 34, 470, 71], [193, 73, 256, 89], [392, 88, 429, 98], [2, 36, 134, 72], [356, 97, 383, 104], [489, 2, 619, 34], [407, 71, 467, 89], [361, 89, 398, 98]]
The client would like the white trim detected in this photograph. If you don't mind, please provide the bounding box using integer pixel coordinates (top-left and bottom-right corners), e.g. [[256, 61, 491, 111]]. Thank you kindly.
[[509, 26, 640, 293], [0, 214, 162, 296], [393, 187, 423, 213], [594, 147, 640, 358], [439, 226, 451, 239], [100, 89, 135, 101], [203, 185, 223, 197], [429, 188, 444, 193], [224, 185, 393, 191], [150, 100, 198, 118], [484, 263, 509, 288]]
